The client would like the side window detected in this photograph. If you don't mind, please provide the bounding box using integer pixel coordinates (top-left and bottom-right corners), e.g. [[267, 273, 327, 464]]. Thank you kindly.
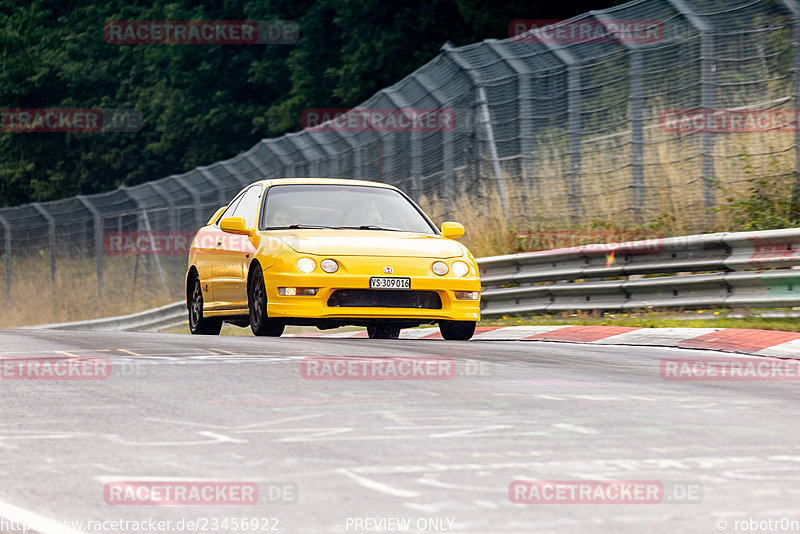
[[232, 186, 262, 228], [217, 192, 244, 225]]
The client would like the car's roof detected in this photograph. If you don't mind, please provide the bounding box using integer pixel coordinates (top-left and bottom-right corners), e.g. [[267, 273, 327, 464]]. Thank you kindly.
[[254, 177, 399, 189]]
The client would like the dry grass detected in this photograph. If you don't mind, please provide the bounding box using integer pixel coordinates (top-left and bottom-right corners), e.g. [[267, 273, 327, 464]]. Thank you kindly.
[[419, 129, 798, 257], [0, 254, 179, 328]]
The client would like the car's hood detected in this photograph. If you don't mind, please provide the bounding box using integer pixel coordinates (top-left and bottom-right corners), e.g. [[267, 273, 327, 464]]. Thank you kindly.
[[269, 230, 464, 258]]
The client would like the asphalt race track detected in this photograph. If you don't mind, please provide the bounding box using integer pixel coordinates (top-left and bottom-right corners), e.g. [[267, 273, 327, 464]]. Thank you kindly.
[[0, 329, 798, 534]]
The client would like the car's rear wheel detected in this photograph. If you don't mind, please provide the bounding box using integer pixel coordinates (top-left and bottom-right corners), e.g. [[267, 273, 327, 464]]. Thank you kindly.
[[367, 325, 401, 339], [439, 320, 476, 340], [188, 277, 222, 335], [249, 267, 285, 337]]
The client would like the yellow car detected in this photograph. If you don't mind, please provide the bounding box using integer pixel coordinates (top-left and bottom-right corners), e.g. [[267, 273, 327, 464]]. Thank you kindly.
[[186, 178, 480, 339]]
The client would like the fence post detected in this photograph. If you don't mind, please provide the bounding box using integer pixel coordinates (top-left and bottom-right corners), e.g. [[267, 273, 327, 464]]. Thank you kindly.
[[173, 175, 205, 230], [307, 130, 348, 178], [485, 40, 532, 223], [336, 130, 363, 179], [77, 196, 103, 298], [666, 0, 715, 216], [0, 213, 11, 302], [264, 140, 296, 178], [149, 182, 178, 280], [383, 88, 423, 201], [198, 167, 229, 208], [284, 133, 324, 177], [780, 0, 800, 210], [532, 39, 583, 222], [413, 70, 456, 218], [120, 186, 169, 294], [31, 203, 56, 291], [441, 42, 510, 221], [221, 161, 251, 187], [591, 12, 645, 223]]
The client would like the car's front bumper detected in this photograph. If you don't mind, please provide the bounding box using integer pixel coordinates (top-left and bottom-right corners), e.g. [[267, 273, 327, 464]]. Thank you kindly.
[[262, 257, 481, 322]]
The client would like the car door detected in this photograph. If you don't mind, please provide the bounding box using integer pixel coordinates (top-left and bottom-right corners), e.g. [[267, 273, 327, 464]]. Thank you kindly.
[[213, 185, 262, 308]]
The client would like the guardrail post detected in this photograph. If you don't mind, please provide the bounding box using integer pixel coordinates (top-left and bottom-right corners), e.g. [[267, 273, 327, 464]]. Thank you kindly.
[[77, 196, 103, 298], [441, 42, 510, 220], [31, 203, 56, 291], [0, 213, 11, 302]]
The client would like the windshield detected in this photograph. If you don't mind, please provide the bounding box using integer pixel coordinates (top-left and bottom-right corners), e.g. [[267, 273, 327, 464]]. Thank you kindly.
[[260, 184, 436, 234]]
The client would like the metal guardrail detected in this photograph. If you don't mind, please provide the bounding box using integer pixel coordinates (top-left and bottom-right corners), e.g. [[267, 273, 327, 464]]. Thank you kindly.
[[26, 300, 186, 332], [22, 227, 800, 331], [478, 228, 800, 316]]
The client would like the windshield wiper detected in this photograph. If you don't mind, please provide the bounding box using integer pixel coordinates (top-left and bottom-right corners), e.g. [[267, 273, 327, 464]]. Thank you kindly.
[[334, 225, 403, 231], [265, 224, 335, 230]]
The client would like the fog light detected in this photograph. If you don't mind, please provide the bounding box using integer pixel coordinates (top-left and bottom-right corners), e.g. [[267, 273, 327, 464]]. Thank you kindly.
[[279, 287, 318, 296], [296, 257, 316, 273], [432, 261, 449, 276], [321, 259, 339, 273], [454, 290, 479, 300], [452, 261, 469, 277]]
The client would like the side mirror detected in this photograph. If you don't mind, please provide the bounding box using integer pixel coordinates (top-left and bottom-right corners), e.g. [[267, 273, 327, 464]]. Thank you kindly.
[[208, 206, 227, 226], [220, 217, 252, 235], [441, 221, 465, 239]]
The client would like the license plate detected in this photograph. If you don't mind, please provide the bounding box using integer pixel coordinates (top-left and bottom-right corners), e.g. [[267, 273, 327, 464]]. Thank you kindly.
[[370, 277, 411, 290]]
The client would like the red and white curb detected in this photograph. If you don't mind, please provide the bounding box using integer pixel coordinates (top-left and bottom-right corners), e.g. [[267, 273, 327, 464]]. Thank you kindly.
[[287, 325, 800, 359]]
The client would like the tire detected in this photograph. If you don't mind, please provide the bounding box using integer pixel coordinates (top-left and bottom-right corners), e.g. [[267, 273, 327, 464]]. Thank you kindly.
[[188, 276, 222, 335], [367, 325, 401, 339], [439, 320, 476, 341], [249, 267, 285, 337]]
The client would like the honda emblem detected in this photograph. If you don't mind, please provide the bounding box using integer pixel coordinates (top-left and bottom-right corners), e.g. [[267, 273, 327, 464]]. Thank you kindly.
[[383, 266, 393, 274]]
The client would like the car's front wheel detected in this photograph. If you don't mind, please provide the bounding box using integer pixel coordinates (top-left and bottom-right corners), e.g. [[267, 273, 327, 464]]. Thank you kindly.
[[188, 277, 222, 335], [439, 320, 475, 340], [367, 325, 401, 339], [249, 267, 285, 337]]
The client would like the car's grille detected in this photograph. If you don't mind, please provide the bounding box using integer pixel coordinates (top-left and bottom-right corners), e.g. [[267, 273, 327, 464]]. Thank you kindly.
[[327, 289, 442, 309]]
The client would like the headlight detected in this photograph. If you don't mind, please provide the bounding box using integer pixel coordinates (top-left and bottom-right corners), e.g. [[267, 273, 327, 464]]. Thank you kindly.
[[296, 257, 316, 273], [432, 261, 449, 276], [452, 261, 469, 277], [320, 259, 339, 273]]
